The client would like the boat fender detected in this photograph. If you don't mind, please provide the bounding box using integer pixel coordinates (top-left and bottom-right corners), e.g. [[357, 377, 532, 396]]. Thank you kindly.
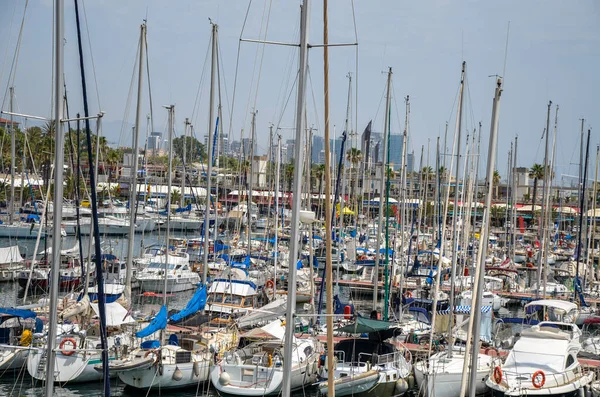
[[395, 378, 408, 395], [493, 366, 503, 384], [172, 366, 183, 381], [532, 370, 545, 389], [193, 361, 201, 377], [219, 371, 231, 386], [59, 338, 77, 356], [407, 375, 415, 389]]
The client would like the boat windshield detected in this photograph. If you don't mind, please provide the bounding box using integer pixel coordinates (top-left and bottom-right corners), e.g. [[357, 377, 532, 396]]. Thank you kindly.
[[147, 262, 175, 270]]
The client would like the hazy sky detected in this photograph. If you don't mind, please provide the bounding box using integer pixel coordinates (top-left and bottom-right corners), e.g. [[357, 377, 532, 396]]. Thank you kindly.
[[0, 0, 598, 187]]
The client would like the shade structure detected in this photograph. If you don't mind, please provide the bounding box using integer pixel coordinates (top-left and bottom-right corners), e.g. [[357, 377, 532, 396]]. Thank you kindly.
[[335, 316, 395, 334]]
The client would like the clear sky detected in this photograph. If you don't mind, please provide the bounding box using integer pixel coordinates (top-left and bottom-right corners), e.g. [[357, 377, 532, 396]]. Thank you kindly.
[[0, 0, 598, 188]]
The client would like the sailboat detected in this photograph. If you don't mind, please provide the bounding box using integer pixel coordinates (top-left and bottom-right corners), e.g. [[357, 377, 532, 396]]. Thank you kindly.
[[211, 320, 321, 396]]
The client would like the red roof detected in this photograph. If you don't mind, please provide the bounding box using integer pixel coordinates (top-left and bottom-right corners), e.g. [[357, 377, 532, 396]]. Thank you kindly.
[[0, 118, 19, 125]]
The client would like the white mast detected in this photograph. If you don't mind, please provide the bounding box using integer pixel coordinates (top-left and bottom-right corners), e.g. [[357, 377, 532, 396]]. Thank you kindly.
[[125, 22, 146, 304], [373, 67, 392, 309], [181, 118, 189, 208], [273, 134, 281, 300], [447, 62, 466, 358], [282, 1, 310, 396], [202, 22, 217, 284], [9, 87, 15, 225], [466, 76, 503, 397], [45, 0, 65, 394], [164, 105, 174, 304]]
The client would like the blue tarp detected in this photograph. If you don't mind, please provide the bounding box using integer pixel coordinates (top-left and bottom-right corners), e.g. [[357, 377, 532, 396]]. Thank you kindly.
[[169, 285, 207, 322], [0, 308, 37, 319], [214, 242, 229, 253], [136, 305, 168, 338], [175, 204, 192, 213]]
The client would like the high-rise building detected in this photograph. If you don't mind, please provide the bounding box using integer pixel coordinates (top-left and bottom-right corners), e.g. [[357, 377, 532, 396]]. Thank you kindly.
[[388, 134, 403, 170], [312, 135, 324, 164], [242, 138, 254, 157], [286, 139, 296, 163], [407, 152, 414, 173], [148, 131, 162, 154]]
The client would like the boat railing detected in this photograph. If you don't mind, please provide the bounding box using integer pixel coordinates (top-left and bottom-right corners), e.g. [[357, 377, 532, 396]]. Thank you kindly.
[[489, 357, 591, 390]]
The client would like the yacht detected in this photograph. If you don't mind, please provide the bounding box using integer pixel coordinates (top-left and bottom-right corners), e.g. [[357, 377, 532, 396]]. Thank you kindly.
[[211, 320, 321, 396], [0, 245, 24, 282], [137, 250, 200, 293], [486, 321, 594, 396], [317, 320, 412, 397]]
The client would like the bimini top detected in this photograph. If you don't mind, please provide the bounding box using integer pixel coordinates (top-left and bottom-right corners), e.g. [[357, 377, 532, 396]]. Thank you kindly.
[[524, 299, 578, 313]]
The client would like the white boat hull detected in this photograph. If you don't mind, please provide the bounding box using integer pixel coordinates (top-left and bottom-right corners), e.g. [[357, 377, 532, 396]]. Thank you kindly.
[[0, 346, 29, 371], [118, 360, 210, 390], [139, 276, 200, 293], [27, 347, 103, 383]]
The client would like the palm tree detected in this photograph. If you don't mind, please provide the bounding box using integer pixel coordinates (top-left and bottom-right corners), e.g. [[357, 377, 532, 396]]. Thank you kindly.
[[493, 170, 501, 200], [313, 164, 326, 196], [346, 148, 363, 205], [529, 163, 544, 218], [170, 188, 181, 207], [284, 162, 294, 193]]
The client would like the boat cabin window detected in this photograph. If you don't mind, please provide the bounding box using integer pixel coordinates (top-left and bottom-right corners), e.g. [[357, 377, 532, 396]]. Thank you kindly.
[[224, 295, 242, 305], [565, 354, 575, 368], [208, 293, 223, 303]]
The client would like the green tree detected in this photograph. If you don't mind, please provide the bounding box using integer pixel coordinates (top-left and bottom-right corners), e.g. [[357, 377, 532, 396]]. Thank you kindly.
[[493, 170, 501, 200], [346, 148, 363, 204], [172, 136, 206, 164], [529, 163, 544, 218]]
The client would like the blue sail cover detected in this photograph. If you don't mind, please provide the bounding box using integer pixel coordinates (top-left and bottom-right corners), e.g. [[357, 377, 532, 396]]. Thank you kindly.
[[136, 305, 168, 338], [0, 308, 37, 319], [169, 285, 207, 322], [175, 204, 192, 213]]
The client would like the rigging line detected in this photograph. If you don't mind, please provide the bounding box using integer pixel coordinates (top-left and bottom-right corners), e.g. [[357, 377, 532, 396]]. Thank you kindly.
[[445, 82, 461, 131], [1, 0, 29, 112], [0, 1, 18, 105], [227, 0, 253, 143], [307, 66, 322, 137], [275, 72, 299, 130], [117, 35, 141, 148], [351, 0, 359, 142], [217, 39, 232, 133], [144, 31, 155, 135], [271, 22, 299, 122], [251, 0, 274, 110], [242, 0, 271, 131], [81, 0, 102, 109], [372, 79, 387, 127], [190, 33, 212, 125]]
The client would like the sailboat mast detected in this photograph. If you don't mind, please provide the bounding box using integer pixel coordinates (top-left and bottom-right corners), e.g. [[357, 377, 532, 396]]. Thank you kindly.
[[273, 134, 281, 300], [164, 105, 174, 305], [125, 23, 146, 302], [373, 67, 392, 309], [45, 0, 65, 394], [467, 76, 503, 397], [181, 118, 189, 208], [511, 136, 518, 260], [535, 101, 552, 298], [248, 111, 257, 257], [447, 61, 466, 358], [202, 22, 217, 284], [9, 87, 15, 225], [281, 1, 310, 396]]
